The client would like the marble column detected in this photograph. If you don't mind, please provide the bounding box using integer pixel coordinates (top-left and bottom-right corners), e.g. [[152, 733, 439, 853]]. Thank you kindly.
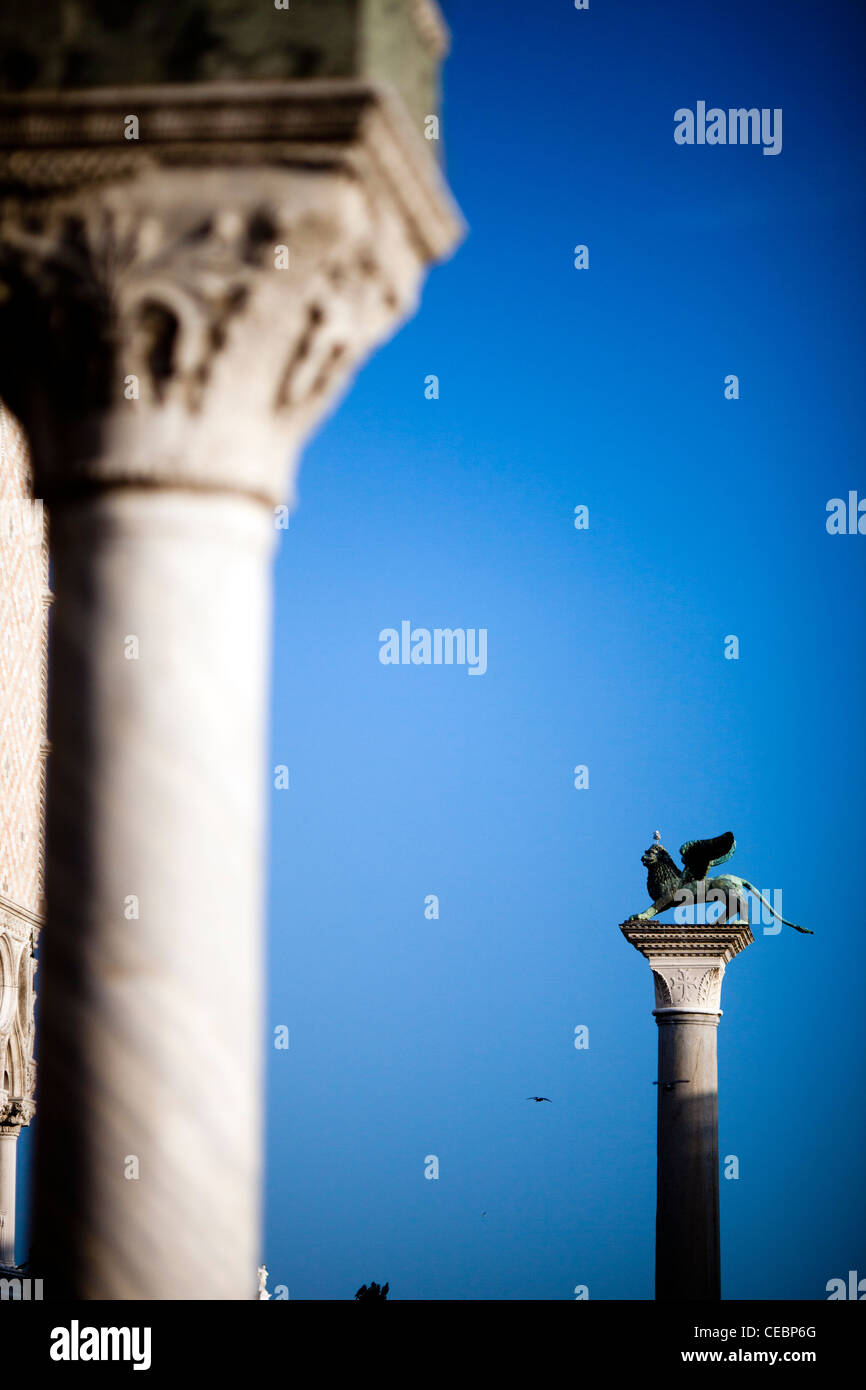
[[0, 1101, 33, 1268], [620, 920, 754, 1301], [0, 75, 461, 1297], [0, 1127, 18, 1267]]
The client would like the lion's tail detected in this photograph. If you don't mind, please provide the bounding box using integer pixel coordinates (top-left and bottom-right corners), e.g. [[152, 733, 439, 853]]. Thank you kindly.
[[740, 881, 814, 935]]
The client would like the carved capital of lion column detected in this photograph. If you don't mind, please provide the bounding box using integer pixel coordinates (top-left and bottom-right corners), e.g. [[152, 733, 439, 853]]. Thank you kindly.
[[620, 920, 754, 1017], [0, 82, 462, 508]]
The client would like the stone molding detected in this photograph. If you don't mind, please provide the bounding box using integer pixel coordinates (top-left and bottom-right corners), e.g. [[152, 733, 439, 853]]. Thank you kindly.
[[0, 81, 461, 256], [0, 894, 42, 945]]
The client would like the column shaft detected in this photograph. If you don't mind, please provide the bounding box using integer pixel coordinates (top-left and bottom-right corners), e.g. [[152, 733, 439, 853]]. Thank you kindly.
[[655, 1010, 721, 1300], [0, 1129, 18, 1266], [33, 490, 274, 1298]]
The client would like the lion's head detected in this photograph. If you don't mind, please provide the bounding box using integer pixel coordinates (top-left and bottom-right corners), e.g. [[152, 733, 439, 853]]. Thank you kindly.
[[641, 842, 681, 904]]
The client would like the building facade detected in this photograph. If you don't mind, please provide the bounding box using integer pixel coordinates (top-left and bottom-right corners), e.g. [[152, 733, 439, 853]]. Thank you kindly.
[[0, 400, 48, 1270]]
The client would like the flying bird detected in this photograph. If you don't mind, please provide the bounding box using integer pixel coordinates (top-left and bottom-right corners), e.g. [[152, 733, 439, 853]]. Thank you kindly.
[[527, 1096, 552, 1103]]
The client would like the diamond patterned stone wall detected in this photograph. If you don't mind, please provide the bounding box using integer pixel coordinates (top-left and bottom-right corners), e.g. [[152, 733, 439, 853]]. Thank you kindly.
[[0, 401, 48, 915]]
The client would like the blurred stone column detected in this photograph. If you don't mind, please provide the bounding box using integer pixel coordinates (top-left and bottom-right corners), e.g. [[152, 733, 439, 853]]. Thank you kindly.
[[0, 5, 461, 1299], [621, 920, 754, 1301]]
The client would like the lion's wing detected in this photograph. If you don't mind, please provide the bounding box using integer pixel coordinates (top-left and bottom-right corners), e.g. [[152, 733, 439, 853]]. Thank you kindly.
[[679, 832, 736, 880]]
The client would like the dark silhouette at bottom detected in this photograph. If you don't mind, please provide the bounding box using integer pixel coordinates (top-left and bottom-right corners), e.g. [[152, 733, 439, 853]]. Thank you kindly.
[[355, 1281, 389, 1300]]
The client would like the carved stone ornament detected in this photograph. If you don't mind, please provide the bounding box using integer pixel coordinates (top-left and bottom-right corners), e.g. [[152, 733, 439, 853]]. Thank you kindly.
[[651, 965, 724, 1012], [0, 896, 40, 1115], [620, 920, 754, 1015], [0, 82, 464, 508], [0, 1097, 35, 1128]]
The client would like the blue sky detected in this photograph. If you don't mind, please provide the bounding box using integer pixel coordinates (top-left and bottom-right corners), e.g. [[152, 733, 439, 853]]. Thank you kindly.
[[7, 0, 862, 1307], [260, 0, 866, 1301], [5, 0, 842, 1306]]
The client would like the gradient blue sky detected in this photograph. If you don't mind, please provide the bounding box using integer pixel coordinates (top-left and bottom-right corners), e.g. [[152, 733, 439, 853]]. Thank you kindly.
[[257, 0, 858, 1300]]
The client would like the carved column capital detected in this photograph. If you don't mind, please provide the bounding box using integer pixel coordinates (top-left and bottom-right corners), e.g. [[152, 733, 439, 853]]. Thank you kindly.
[[0, 1098, 34, 1129], [0, 82, 463, 507], [650, 965, 725, 1012], [620, 920, 754, 1015]]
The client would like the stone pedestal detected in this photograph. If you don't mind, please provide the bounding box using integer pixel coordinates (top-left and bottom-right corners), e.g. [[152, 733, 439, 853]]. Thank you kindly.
[[621, 920, 754, 1301], [0, 61, 461, 1298]]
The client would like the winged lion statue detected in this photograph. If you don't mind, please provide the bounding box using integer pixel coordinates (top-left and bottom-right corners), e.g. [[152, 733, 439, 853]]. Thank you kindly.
[[626, 831, 812, 934]]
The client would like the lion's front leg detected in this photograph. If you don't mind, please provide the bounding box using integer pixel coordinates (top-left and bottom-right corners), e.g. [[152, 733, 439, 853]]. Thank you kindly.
[[626, 889, 678, 922]]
